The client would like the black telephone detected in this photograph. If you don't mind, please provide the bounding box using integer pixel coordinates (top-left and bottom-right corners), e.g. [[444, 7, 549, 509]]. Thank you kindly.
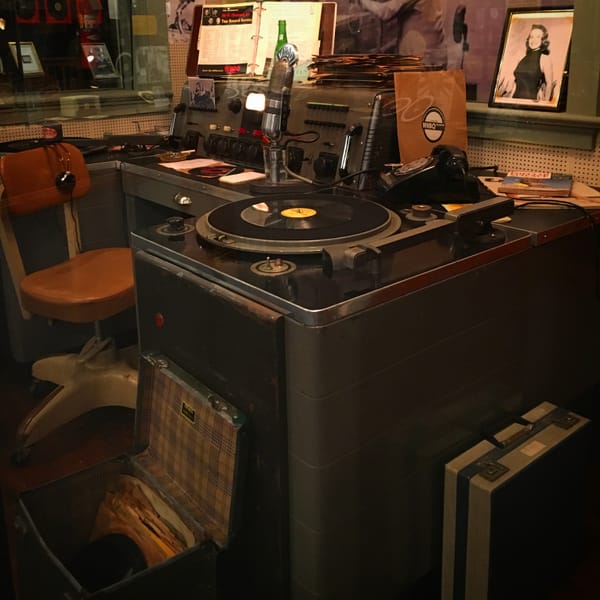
[[377, 144, 481, 206]]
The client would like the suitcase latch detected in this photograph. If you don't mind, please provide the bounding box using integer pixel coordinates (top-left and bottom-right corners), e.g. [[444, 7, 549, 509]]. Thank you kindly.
[[477, 460, 509, 482]]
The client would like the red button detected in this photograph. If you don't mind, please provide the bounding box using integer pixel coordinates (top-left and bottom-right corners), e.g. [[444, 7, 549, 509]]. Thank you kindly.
[[154, 313, 165, 328]]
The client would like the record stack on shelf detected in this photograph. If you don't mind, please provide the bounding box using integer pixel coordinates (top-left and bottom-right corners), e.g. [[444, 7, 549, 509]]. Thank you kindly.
[[308, 54, 438, 86]]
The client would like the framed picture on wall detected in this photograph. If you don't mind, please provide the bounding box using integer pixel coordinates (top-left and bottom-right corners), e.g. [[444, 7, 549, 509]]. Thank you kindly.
[[8, 41, 44, 77], [489, 7, 574, 111], [81, 43, 118, 79]]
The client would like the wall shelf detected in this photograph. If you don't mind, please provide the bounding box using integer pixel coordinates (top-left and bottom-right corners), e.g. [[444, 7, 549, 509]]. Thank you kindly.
[[467, 102, 600, 150]]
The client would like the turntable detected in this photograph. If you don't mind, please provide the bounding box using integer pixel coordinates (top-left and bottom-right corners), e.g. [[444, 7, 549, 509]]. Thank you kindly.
[[133, 194, 531, 326], [195, 193, 401, 254]]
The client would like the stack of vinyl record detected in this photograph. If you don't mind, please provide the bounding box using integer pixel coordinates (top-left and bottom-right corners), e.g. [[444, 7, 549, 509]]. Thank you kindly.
[[308, 53, 438, 86]]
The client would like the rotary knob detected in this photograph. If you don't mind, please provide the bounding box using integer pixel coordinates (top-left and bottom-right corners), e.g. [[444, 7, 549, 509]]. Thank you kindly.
[[411, 204, 434, 220], [401, 204, 437, 228], [166, 216, 185, 233], [251, 256, 296, 276]]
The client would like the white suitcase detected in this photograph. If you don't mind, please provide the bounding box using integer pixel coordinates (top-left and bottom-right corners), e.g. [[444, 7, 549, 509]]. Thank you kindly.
[[442, 401, 591, 600]]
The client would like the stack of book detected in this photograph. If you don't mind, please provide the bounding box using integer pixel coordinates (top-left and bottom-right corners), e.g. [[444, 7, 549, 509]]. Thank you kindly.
[[497, 171, 573, 198]]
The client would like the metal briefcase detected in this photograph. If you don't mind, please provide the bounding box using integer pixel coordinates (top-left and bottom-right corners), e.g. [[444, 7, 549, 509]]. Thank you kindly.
[[15, 353, 246, 599], [442, 401, 591, 600]]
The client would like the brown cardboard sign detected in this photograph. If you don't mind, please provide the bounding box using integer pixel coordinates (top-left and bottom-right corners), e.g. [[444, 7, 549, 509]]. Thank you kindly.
[[394, 70, 468, 163]]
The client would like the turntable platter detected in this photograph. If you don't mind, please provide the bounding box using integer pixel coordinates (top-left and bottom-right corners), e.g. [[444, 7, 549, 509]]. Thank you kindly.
[[196, 194, 402, 254]]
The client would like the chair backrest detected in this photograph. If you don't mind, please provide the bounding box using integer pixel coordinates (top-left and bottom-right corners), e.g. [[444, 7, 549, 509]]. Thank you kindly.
[[0, 142, 90, 215], [0, 143, 91, 319]]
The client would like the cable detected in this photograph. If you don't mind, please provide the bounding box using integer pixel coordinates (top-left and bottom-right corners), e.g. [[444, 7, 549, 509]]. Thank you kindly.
[[274, 129, 381, 192], [282, 130, 320, 144], [469, 165, 500, 175], [69, 196, 82, 254], [516, 199, 592, 215], [309, 168, 381, 193], [282, 161, 314, 184]]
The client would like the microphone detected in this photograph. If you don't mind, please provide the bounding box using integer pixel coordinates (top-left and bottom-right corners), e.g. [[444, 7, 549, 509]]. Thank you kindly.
[[261, 43, 298, 142], [251, 42, 312, 193], [453, 5, 466, 44]]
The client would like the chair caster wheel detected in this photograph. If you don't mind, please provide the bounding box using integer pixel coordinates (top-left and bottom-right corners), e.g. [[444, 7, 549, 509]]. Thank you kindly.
[[11, 446, 31, 466], [29, 378, 58, 399]]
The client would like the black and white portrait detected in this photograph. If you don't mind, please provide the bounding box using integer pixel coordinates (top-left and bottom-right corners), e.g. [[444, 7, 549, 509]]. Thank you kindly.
[[168, 0, 197, 42], [489, 8, 574, 111]]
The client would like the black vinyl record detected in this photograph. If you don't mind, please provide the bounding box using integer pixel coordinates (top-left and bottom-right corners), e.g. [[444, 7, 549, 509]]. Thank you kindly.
[[196, 194, 402, 254], [240, 197, 354, 231]]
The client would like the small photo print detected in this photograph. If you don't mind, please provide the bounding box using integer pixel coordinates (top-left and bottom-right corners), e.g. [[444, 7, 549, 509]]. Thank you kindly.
[[189, 77, 216, 110]]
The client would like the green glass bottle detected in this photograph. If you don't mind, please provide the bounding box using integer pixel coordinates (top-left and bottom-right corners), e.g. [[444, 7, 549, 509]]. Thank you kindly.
[[274, 20, 288, 61]]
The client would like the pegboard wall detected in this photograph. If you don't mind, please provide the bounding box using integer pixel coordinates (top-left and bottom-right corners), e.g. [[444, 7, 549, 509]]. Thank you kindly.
[[468, 136, 600, 187], [0, 40, 599, 186]]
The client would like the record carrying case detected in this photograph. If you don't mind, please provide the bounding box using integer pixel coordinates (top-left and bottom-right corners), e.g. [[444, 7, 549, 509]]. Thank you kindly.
[[441, 401, 591, 600], [14, 353, 247, 599]]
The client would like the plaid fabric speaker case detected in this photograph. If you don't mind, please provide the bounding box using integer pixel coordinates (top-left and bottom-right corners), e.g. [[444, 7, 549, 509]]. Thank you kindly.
[[441, 401, 591, 600], [15, 353, 247, 599]]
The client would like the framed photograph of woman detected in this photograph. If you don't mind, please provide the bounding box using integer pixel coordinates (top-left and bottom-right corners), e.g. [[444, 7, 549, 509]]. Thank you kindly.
[[489, 7, 574, 111]]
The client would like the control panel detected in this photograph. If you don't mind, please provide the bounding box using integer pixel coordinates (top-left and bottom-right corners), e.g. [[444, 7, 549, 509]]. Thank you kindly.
[[171, 80, 399, 190]]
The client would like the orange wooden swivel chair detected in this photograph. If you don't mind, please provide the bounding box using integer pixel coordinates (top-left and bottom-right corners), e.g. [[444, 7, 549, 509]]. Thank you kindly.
[[0, 142, 137, 462]]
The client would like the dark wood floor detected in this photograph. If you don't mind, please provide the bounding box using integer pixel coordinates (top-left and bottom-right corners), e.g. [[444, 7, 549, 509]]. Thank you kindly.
[[0, 354, 598, 599], [0, 356, 135, 600]]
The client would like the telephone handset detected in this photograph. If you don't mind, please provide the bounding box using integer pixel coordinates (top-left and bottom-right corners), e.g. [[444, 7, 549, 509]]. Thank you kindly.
[[377, 144, 480, 205]]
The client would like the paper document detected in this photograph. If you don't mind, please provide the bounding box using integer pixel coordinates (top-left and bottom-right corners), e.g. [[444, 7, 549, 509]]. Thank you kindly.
[[159, 158, 231, 171], [195, 2, 325, 78]]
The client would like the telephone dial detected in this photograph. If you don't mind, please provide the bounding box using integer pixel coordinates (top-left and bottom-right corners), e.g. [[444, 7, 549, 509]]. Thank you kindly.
[[377, 144, 481, 206]]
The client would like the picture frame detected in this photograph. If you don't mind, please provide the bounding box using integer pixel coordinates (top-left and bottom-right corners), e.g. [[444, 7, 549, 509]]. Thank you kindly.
[[81, 43, 118, 79], [8, 41, 44, 77], [188, 77, 216, 110], [489, 7, 574, 111]]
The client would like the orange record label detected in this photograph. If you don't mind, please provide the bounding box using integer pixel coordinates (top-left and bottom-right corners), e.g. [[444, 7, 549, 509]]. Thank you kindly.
[[281, 207, 316, 218]]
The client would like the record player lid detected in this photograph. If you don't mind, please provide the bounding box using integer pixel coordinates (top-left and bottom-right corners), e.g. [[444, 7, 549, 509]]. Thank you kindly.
[[195, 194, 402, 254]]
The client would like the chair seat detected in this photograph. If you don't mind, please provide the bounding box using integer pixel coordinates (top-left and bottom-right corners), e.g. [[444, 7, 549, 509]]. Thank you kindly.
[[20, 247, 135, 323]]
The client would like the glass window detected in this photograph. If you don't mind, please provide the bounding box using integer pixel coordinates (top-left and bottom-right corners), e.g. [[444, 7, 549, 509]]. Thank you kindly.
[[0, 0, 171, 125]]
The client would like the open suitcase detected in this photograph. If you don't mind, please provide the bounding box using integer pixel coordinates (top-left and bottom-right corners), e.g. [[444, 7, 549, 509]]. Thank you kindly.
[[14, 353, 246, 599], [441, 401, 591, 600]]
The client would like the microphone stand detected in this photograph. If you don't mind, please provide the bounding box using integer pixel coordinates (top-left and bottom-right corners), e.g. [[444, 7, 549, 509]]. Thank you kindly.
[[250, 43, 314, 194]]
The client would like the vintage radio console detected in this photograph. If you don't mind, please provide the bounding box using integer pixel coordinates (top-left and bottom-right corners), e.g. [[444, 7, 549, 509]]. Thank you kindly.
[[170, 79, 399, 190]]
